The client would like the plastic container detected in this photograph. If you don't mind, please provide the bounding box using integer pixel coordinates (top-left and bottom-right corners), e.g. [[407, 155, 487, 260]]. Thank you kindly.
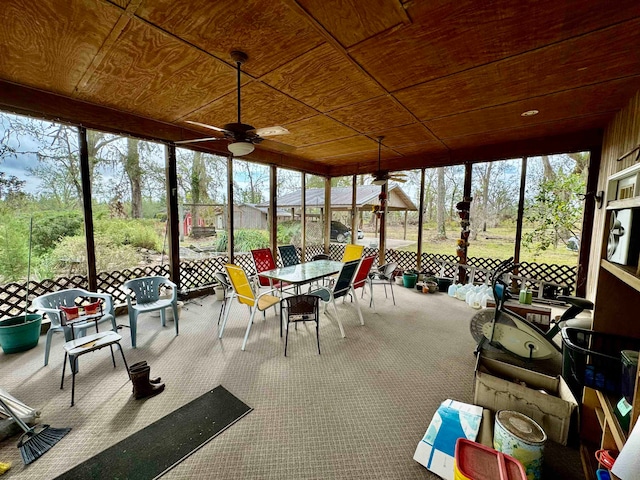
[[621, 350, 639, 403], [0, 314, 42, 354], [596, 468, 611, 480], [402, 273, 418, 288], [561, 328, 640, 400], [454, 438, 527, 480], [494, 410, 546, 480]]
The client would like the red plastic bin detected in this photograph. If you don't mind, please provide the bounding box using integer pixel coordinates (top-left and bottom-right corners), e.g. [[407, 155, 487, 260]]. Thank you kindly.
[[455, 438, 527, 480]]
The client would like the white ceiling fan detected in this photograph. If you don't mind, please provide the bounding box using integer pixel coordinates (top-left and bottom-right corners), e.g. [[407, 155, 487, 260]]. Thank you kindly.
[[371, 136, 407, 185], [176, 51, 289, 156]]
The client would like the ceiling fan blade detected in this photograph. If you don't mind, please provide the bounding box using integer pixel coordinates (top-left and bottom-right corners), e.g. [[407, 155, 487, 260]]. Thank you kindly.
[[186, 120, 232, 135], [389, 177, 407, 183], [174, 137, 225, 145], [252, 126, 289, 137]]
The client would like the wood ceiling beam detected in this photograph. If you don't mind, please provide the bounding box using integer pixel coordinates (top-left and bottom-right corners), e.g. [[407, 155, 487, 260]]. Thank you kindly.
[[327, 129, 604, 176], [0, 79, 330, 176], [282, 0, 449, 153]]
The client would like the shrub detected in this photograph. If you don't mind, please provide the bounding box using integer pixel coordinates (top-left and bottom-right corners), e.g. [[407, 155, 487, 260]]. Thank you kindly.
[[94, 218, 161, 251], [31, 211, 83, 254], [50, 235, 140, 275], [215, 230, 269, 252], [0, 216, 28, 282]]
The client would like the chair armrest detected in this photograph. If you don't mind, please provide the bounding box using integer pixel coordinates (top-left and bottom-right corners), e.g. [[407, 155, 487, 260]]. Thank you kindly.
[[76, 289, 115, 316], [256, 287, 280, 300], [158, 278, 178, 301]]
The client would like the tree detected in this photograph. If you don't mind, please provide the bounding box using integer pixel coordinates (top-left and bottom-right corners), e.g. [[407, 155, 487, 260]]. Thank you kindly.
[[0, 172, 25, 201], [122, 137, 142, 218], [522, 170, 586, 255], [436, 167, 446, 238]]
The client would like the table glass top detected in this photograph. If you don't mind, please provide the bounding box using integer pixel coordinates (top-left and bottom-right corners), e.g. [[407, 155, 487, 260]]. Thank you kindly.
[[259, 260, 343, 284]]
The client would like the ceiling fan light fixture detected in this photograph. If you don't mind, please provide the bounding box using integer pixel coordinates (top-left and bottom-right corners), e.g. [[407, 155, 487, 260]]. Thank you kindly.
[[372, 178, 387, 185], [228, 141, 254, 156]]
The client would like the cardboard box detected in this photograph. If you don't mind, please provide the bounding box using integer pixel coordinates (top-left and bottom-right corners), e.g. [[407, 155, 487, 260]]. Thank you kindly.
[[486, 300, 551, 331], [474, 355, 578, 445]]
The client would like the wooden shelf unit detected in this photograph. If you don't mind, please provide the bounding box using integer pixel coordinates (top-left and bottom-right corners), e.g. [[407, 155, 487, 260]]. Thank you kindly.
[[582, 194, 640, 477]]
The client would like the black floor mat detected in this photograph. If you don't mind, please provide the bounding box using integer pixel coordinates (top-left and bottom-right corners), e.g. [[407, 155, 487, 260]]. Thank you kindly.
[[55, 386, 252, 480]]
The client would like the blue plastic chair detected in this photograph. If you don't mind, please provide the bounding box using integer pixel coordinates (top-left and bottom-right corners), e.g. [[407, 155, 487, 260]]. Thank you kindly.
[[122, 276, 179, 348]]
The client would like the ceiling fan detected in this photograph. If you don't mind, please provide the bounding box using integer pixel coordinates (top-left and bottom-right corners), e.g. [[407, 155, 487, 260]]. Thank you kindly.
[[371, 136, 407, 185], [176, 51, 289, 156]]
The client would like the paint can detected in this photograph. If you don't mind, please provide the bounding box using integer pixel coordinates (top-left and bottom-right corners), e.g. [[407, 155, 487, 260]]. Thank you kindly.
[[493, 410, 547, 480]]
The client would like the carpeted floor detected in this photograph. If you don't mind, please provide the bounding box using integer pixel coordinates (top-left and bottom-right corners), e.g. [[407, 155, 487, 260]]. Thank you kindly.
[[0, 286, 585, 479]]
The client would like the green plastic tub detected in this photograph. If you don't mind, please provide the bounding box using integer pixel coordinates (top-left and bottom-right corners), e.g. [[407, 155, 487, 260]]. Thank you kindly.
[[403, 273, 418, 288], [0, 314, 42, 354]]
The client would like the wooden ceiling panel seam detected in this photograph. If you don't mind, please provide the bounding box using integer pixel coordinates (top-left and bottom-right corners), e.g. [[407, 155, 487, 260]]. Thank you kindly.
[[419, 75, 640, 124], [436, 111, 623, 144], [391, 18, 640, 121], [280, 0, 447, 148]]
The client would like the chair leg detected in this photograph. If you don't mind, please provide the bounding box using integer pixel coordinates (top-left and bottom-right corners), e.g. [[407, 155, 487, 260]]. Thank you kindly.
[[383, 283, 388, 298], [172, 303, 179, 336], [369, 281, 376, 312], [241, 308, 258, 351], [44, 328, 56, 366], [160, 308, 167, 327], [284, 320, 290, 357], [219, 296, 234, 338], [130, 311, 138, 348], [352, 287, 365, 326], [109, 344, 116, 367], [217, 298, 226, 325], [316, 320, 321, 355], [71, 355, 79, 407], [331, 298, 346, 338], [61, 352, 68, 390], [390, 281, 396, 305], [117, 342, 130, 378]]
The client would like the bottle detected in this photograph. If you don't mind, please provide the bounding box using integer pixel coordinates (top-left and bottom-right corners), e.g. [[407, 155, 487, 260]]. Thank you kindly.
[[448, 283, 458, 297]]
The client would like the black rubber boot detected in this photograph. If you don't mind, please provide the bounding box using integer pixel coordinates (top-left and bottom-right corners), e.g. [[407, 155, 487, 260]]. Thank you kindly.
[[130, 365, 165, 400], [129, 361, 161, 383]]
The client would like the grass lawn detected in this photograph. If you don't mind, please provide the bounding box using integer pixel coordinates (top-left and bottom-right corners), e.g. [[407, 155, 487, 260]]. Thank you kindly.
[[384, 224, 579, 266]]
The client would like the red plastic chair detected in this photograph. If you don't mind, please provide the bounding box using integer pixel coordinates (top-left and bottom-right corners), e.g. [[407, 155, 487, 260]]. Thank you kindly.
[[352, 255, 376, 304], [250, 248, 291, 291]]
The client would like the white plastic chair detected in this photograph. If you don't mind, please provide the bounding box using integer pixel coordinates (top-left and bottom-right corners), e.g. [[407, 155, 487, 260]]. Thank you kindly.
[[32, 288, 117, 366], [122, 276, 179, 348]]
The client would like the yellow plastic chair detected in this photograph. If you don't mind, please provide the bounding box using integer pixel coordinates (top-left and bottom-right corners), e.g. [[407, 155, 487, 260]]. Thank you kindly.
[[342, 244, 364, 263], [220, 264, 280, 351]]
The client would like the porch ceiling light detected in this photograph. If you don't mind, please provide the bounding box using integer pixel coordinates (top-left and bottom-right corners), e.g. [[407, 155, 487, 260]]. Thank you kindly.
[[228, 141, 254, 156], [372, 178, 387, 186]]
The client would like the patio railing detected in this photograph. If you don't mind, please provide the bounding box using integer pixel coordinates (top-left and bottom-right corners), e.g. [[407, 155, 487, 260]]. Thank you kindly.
[[0, 246, 577, 319]]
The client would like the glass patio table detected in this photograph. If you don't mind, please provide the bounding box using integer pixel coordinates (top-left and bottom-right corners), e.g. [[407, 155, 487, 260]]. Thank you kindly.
[[258, 259, 344, 336]]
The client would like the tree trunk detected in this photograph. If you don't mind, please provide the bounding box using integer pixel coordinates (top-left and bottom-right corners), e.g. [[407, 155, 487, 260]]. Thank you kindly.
[[436, 166, 446, 238], [481, 162, 492, 232], [190, 151, 209, 227], [124, 137, 142, 218]]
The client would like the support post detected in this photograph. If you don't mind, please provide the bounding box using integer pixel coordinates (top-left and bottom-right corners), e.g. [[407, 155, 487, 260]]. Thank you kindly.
[[459, 162, 473, 283], [576, 148, 602, 297], [78, 126, 97, 292], [416, 168, 425, 271], [324, 176, 331, 254], [379, 182, 387, 265], [351, 175, 357, 245], [301, 172, 306, 261], [227, 156, 234, 262], [403, 210, 408, 240], [166, 143, 180, 290], [514, 157, 528, 272], [270, 165, 277, 260]]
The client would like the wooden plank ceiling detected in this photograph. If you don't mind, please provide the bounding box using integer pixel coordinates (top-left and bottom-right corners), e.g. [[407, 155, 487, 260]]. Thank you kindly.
[[1, 0, 639, 177]]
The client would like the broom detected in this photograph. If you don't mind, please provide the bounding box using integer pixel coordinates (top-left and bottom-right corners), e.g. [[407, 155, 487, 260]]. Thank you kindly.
[[0, 397, 70, 465]]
